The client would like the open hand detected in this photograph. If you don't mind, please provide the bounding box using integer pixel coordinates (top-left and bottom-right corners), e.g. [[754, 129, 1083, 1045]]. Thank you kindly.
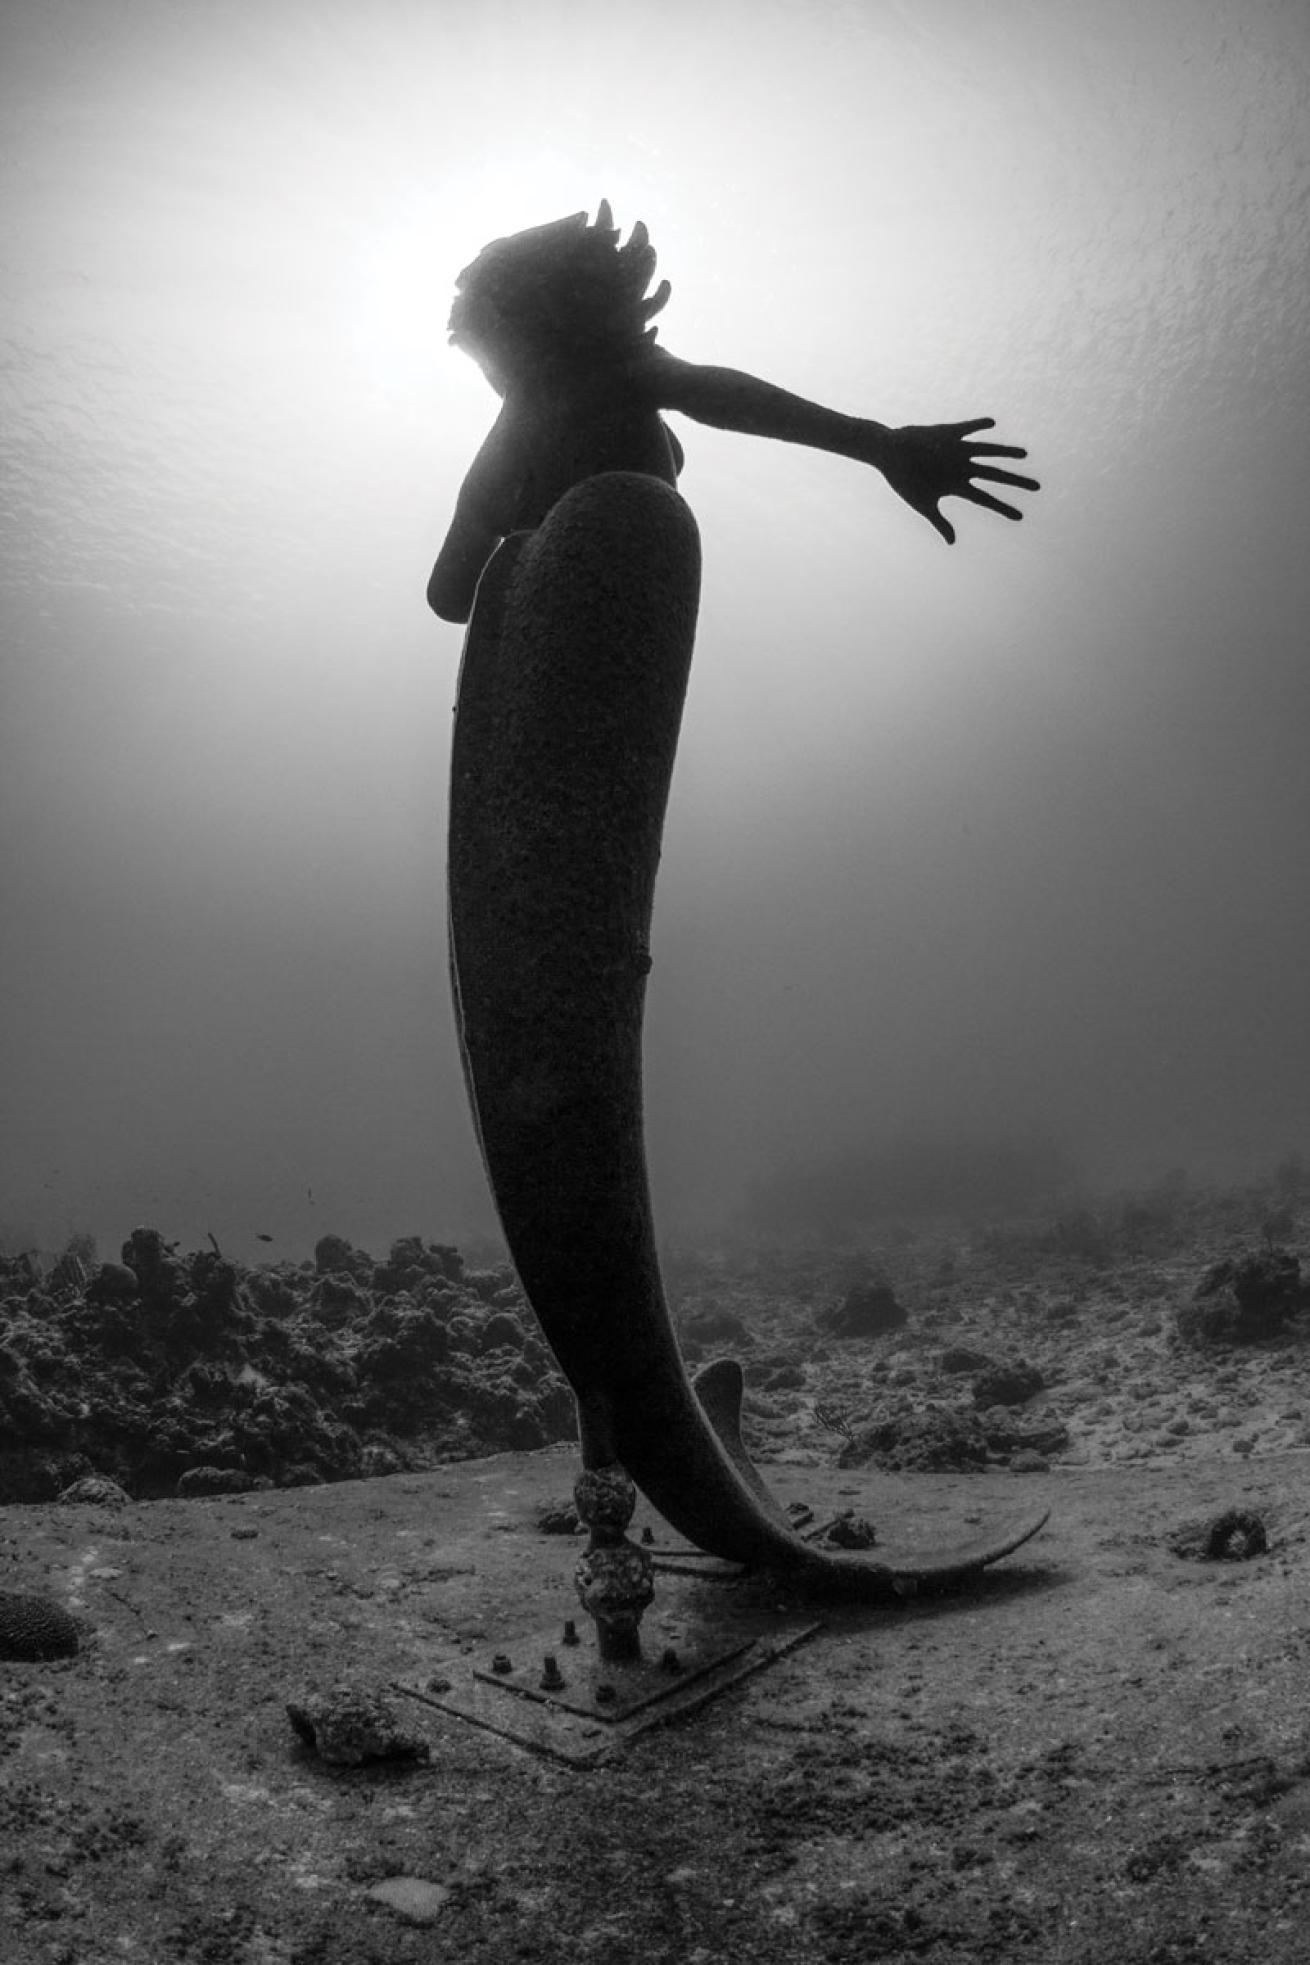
[[879, 418, 1039, 544]]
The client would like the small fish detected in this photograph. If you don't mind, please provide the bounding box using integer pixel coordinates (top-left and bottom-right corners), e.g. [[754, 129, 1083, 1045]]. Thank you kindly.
[[256, 1233, 274, 1244]]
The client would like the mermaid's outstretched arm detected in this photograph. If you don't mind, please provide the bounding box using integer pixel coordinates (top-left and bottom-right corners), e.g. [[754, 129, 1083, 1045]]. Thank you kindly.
[[647, 349, 1039, 545]]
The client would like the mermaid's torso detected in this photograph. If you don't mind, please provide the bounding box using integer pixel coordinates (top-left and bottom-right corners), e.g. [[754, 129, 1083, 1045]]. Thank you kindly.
[[461, 365, 682, 537]]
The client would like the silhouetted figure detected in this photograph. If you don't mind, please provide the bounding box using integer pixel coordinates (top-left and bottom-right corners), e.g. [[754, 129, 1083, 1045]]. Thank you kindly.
[[429, 200, 1038, 622], [436, 206, 1050, 1596]]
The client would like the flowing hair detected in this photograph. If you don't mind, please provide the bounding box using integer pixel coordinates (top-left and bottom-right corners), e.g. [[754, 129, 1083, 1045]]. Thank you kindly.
[[447, 201, 670, 376]]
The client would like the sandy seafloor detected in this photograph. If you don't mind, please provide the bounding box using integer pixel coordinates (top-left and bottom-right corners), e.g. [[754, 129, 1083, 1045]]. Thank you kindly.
[[3, 1179, 1309, 1963]]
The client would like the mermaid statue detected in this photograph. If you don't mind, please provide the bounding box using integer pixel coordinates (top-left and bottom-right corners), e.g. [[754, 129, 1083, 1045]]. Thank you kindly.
[[431, 203, 1044, 1600]]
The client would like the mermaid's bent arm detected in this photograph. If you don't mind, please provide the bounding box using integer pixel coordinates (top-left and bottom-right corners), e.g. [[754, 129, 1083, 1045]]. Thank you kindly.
[[428, 482, 502, 623]]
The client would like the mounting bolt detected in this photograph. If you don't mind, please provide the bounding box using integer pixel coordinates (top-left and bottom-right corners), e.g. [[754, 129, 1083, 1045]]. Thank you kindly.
[[595, 1682, 617, 1705], [491, 1652, 513, 1675], [660, 1646, 683, 1674], [540, 1654, 565, 1692], [641, 1525, 654, 1545], [562, 1619, 580, 1647]]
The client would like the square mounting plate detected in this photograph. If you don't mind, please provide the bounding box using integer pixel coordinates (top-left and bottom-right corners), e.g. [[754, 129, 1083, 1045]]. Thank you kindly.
[[395, 1605, 820, 1767]]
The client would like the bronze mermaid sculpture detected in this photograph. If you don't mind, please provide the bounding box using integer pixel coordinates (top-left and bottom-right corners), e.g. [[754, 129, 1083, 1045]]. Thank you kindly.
[[431, 203, 1045, 1597]]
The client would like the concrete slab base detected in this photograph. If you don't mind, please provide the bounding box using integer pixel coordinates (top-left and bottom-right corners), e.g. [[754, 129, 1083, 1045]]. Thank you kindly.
[[395, 1583, 821, 1765]]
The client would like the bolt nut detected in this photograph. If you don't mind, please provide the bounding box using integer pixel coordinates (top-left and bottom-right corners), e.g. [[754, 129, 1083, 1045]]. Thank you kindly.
[[562, 1619, 580, 1647], [659, 1646, 683, 1674], [491, 1652, 513, 1675], [595, 1682, 617, 1705], [540, 1654, 565, 1691]]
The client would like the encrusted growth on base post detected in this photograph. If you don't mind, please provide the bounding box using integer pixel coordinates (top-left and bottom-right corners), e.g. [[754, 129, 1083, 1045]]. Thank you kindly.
[[573, 1465, 654, 1662]]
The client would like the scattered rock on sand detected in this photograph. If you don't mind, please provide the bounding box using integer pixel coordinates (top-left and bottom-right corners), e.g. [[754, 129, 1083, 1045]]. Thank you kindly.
[[366, 1876, 453, 1924], [537, 1500, 582, 1535], [176, 1465, 259, 1498], [841, 1407, 990, 1473], [939, 1345, 996, 1374], [819, 1282, 908, 1338], [972, 1359, 1045, 1407], [1177, 1249, 1304, 1345], [821, 1510, 879, 1548], [57, 1474, 132, 1507], [680, 1304, 752, 1346], [0, 1590, 82, 1660], [976, 1407, 1069, 1458], [286, 1683, 430, 1767], [1168, 1508, 1270, 1561]]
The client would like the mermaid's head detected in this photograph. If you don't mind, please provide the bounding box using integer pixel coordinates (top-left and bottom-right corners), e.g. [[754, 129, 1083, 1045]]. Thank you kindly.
[[447, 201, 670, 390]]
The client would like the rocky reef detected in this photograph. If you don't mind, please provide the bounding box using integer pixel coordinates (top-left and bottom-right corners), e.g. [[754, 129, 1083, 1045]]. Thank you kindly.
[[2, 1178, 1307, 1507], [0, 1229, 577, 1504]]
